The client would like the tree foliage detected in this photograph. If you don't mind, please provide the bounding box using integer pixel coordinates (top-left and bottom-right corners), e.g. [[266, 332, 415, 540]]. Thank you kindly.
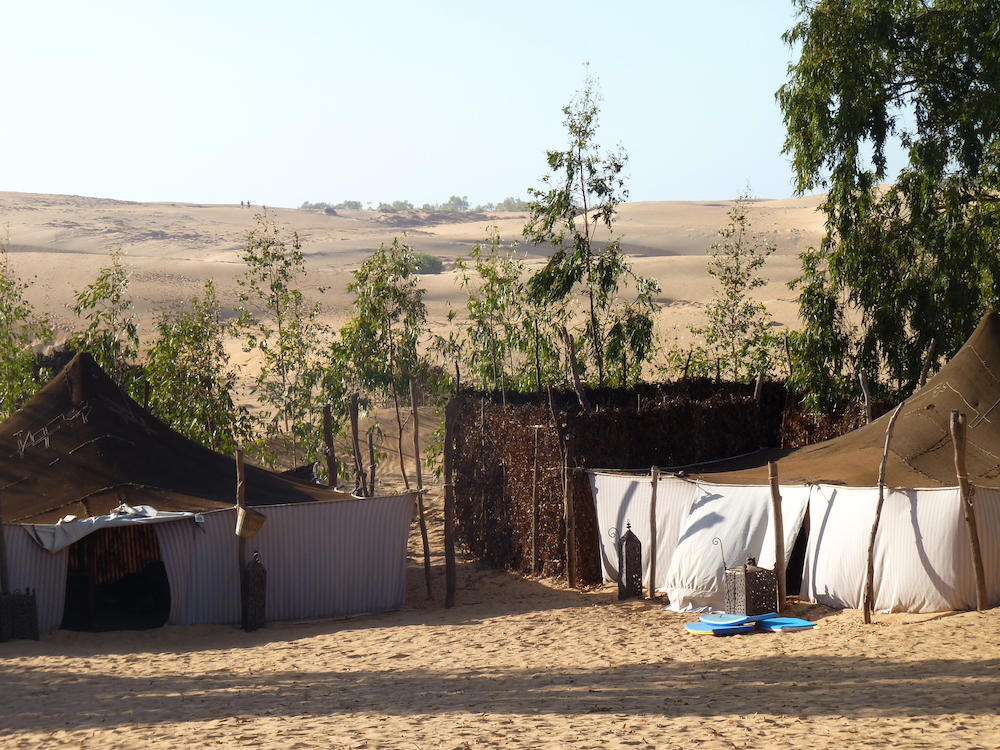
[[236, 212, 331, 467], [450, 227, 562, 393], [696, 195, 779, 382], [71, 247, 140, 391], [145, 281, 253, 455], [524, 67, 659, 386], [779, 0, 1000, 404], [0, 226, 51, 418], [339, 237, 428, 398]]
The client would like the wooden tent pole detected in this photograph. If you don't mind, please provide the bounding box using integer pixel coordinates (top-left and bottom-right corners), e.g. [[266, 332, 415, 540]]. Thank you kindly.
[[768, 461, 786, 612], [864, 403, 904, 624], [951, 411, 988, 611], [565, 466, 577, 589], [443, 398, 458, 608], [410, 379, 432, 600], [531, 425, 541, 575], [648, 467, 659, 599], [323, 404, 337, 489]]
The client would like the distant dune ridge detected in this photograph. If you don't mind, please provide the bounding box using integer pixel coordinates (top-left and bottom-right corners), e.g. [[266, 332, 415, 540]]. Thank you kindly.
[[0, 191, 826, 361]]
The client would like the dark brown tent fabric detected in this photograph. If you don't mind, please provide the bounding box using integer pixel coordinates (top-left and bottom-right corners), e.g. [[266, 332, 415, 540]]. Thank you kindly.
[[695, 311, 1000, 488], [0, 353, 347, 523]]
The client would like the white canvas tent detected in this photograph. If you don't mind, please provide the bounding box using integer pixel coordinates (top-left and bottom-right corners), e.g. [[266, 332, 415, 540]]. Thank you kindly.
[[590, 311, 1000, 614], [590, 472, 1000, 613]]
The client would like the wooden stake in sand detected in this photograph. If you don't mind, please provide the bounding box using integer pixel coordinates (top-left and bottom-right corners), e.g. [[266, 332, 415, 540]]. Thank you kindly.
[[410, 379, 432, 600], [864, 403, 904, 624], [443, 398, 458, 608], [950, 411, 988, 611], [648, 467, 659, 599], [768, 461, 786, 612], [531, 425, 541, 576]]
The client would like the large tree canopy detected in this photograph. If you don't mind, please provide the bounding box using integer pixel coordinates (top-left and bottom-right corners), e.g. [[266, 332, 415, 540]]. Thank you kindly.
[[779, 0, 1000, 406]]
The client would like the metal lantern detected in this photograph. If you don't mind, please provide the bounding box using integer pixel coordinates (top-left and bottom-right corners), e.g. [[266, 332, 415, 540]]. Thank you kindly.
[[241, 552, 266, 632], [724, 556, 777, 616], [0, 588, 39, 642], [616, 523, 643, 601]]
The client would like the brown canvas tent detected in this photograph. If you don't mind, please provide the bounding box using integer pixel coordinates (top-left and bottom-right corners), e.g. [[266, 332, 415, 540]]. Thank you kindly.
[[1, 353, 416, 631], [590, 312, 1000, 613]]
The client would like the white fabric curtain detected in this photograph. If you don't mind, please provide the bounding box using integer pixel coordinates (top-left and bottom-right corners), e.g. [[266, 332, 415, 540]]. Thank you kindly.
[[804, 485, 1000, 613], [590, 471, 698, 591], [661, 482, 809, 611]]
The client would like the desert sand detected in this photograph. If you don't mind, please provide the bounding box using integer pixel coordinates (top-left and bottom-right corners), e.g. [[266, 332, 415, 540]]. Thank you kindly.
[[2, 192, 999, 749]]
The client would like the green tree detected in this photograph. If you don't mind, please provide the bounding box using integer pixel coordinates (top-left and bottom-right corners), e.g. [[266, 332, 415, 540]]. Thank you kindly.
[[0, 226, 52, 418], [71, 247, 140, 390], [778, 0, 1000, 404], [145, 281, 254, 455], [524, 67, 659, 386], [236, 212, 330, 467], [696, 194, 779, 382], [339, 237, 428, 396]]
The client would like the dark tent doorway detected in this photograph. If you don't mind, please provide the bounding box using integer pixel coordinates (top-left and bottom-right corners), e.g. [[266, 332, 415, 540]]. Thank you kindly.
[[61, 524, 171, 631]]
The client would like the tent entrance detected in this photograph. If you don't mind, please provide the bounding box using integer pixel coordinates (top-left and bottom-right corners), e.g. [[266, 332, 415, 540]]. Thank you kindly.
[[61, 524, 170, 631]]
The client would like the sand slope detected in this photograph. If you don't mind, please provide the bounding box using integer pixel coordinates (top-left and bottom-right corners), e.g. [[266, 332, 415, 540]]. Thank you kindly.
[[0, 191, 825, 352]]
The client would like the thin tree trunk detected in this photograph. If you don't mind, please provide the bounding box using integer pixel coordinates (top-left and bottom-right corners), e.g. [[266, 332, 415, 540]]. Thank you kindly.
[[443, 399, 458, 607], [410, 379, 432, 600], [391, 382, 410, 491]]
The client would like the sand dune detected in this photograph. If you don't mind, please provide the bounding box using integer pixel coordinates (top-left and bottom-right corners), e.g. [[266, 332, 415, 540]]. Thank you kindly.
[[0, 191, 824, 351]]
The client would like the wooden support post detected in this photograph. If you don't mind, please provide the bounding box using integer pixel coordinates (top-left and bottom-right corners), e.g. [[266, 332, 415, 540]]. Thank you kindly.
[[531, 426, 541, 576], [410, 380, 432, 600], [350, 394, 366, 497], [443, 399, 458, 608], [754, 373, 765, 403], [0, 497, 10, 595], [565, 466, 577, 589], [951, 411, 988, 611], [768, 461, 786, 612], [648, 467, 659, 599], [323, 404, 337, 489], [864, 403, 904, 623]]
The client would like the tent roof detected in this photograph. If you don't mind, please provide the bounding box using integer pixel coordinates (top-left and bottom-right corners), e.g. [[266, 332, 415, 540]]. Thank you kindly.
[[694, 311, 1000, 488], [0, 353, 350, 523]]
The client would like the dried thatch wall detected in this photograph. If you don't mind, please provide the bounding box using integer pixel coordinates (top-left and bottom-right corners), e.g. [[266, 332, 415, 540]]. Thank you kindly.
[[452, 381, 787, 585]]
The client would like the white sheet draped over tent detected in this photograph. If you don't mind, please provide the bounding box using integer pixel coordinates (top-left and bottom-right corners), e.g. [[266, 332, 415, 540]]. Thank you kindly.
[[589, 471, 1000, 614]]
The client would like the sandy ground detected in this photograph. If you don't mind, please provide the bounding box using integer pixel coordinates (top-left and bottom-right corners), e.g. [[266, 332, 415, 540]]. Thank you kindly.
[[2, 487, 1000, 749], [3, 193, 999, 748]]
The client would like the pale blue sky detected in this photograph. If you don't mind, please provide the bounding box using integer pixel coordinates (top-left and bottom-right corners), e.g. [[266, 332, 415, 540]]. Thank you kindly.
[[4, 1, 811, 208]]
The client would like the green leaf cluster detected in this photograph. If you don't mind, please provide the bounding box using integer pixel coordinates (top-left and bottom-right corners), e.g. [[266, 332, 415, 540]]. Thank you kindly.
[[0, 226, 52, 419], [779, 0, 1000, 406]]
